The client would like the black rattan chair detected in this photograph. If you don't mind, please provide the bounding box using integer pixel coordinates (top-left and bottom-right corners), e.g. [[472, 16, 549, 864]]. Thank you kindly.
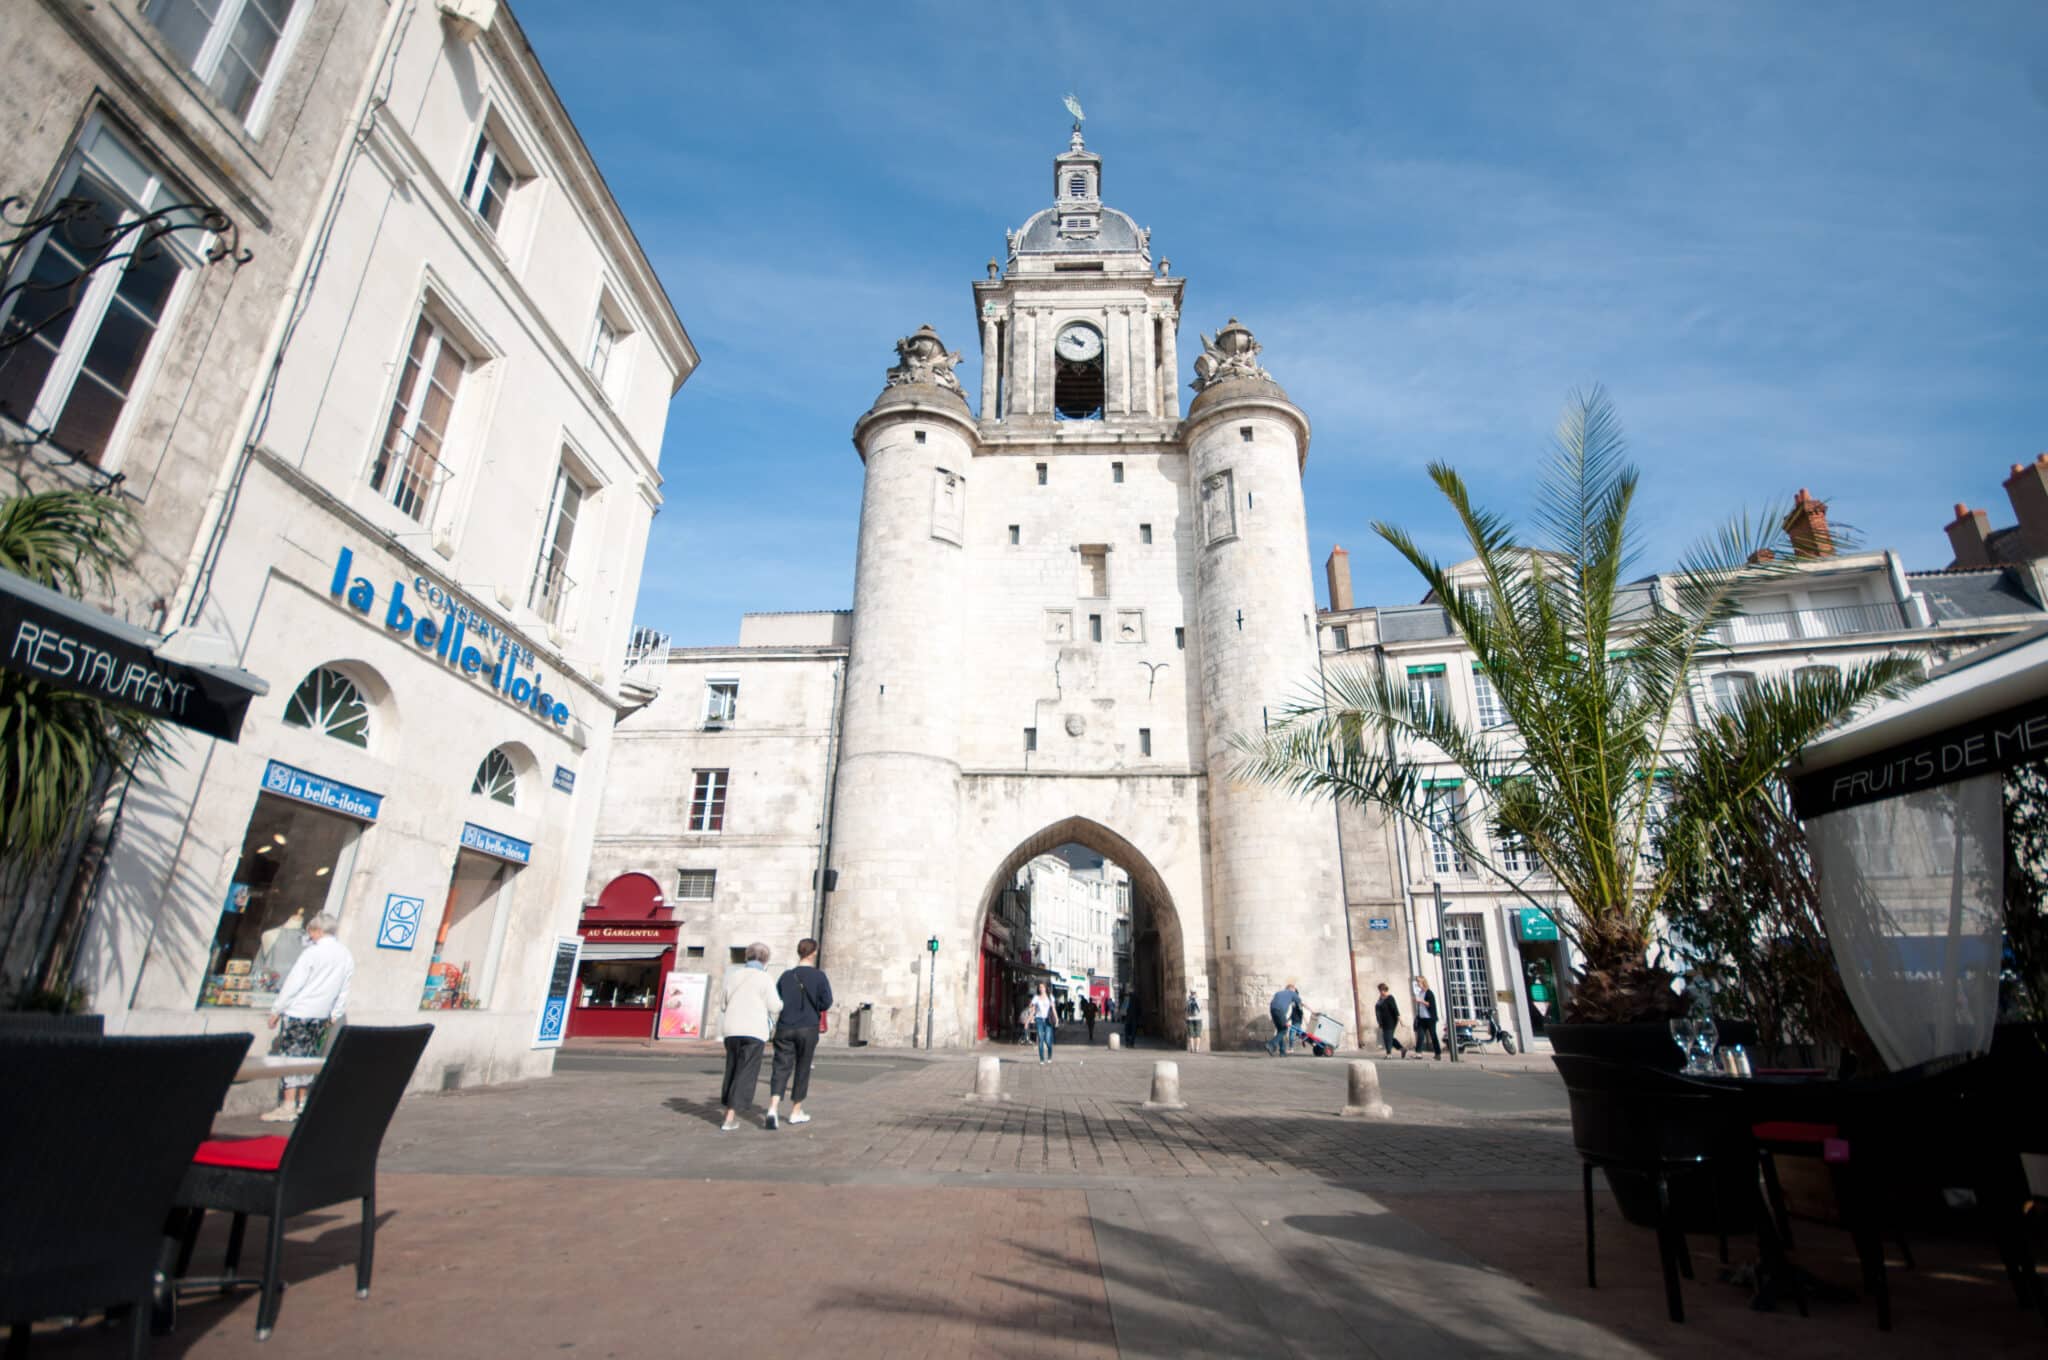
[[0, 1031, 250, 1357], [171, 1023, 431, 1341], [0, 1013, 104, 1037], [1554, 1053, 1784, 1323], [1833, 1052, 2043, 1331]]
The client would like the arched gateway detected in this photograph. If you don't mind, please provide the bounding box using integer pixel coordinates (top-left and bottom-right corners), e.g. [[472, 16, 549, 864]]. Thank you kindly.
[[973, 817, 1186, 1045], [816, 125, 1353, 1049]]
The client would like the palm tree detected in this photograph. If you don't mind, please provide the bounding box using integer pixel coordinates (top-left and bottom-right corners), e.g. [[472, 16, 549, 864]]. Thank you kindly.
[[1236, 388, 1920, 1022], [0, 487, 166, 1000]]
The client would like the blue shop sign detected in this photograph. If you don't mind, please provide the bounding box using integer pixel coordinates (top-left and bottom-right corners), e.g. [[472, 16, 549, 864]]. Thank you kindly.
[[327, 546, 573, 729], [1367, 917, 1391, 931], [261, 760, 381, 821], [460, 821, 531, 865], [552, 765, 575, 793]]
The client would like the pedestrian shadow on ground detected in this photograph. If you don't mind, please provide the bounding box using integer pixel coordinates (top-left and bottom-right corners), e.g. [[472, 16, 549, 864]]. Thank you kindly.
[[663, 1096, 732, 1127]]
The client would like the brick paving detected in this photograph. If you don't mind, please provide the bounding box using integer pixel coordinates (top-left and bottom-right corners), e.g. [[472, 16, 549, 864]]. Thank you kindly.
[[20, 1037, 2046, 1356]]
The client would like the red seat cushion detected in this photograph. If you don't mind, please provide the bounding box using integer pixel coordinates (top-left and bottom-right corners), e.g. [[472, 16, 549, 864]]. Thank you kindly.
[[192, 1134, 288, 1170], [1752, 1120, 1838, 1145]]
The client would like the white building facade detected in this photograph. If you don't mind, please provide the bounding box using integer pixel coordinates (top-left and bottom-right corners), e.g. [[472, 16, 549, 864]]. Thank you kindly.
[[63, 1, 695, 1093]]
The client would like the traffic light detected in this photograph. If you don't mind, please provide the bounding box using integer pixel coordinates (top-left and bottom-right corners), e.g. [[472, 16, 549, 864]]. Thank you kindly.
[[1426, 937, 1442, 955]]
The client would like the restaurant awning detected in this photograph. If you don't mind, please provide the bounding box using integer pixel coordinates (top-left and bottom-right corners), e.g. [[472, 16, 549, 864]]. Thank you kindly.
[[1, 566, 268, 743], [578, 942, 673, 962]]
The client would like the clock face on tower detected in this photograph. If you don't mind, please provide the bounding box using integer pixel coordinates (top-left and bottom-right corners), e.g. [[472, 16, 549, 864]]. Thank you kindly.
[[1055, 323, 1103, 362]]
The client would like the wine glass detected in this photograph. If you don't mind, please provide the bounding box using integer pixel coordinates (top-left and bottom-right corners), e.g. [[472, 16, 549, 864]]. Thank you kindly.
[[1694, 1017, 1719, 1073], [1669, 1018, 1695, 1072]]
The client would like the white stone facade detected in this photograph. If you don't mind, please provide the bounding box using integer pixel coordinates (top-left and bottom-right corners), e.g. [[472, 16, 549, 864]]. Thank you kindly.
[[50, 1, 696, 1094]]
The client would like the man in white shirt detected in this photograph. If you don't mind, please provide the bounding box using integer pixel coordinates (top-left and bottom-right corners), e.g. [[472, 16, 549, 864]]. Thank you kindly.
[[262, 912, 354, 1122]]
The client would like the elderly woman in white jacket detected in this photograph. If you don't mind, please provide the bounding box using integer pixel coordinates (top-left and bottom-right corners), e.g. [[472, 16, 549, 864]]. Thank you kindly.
[[719, 941, 782, 1131]]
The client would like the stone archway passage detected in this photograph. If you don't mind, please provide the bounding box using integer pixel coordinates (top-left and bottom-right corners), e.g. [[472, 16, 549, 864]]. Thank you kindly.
[[972, 816, 1187, 1046]]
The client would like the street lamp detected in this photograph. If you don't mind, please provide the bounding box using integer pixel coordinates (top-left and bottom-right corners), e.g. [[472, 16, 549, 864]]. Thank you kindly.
[[926, 935, 939, 1050]]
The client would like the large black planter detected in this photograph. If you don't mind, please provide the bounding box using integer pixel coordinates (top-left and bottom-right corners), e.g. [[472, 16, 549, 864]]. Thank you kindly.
[[1549, 1020, 1743, 1230]]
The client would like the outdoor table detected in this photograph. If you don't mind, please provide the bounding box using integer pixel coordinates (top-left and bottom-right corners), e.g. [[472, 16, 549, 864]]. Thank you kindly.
[[1693, 1070, 1859, 1313], [233, 1054, 323, 1084]]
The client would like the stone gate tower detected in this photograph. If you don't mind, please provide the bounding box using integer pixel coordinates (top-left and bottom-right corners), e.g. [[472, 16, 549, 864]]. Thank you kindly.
[[822, 123, 1351, 1048]]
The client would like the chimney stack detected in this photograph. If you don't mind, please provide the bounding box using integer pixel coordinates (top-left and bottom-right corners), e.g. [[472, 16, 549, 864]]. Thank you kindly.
[[1946, 503, 1994, 568], [1783, 488, 1834, 559], [2002, 454, 2048, 560], [1325, 546, 1354, 612]]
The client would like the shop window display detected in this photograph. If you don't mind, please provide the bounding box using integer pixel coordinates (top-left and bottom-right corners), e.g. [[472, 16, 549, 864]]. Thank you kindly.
[[579, 958, 661, 1009], [421, 849, 515, 1010], [201, 794, 360, 1009]]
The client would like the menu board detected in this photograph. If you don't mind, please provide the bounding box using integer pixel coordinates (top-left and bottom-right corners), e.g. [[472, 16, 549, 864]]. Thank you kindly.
[[533, 935, 583, 1049]]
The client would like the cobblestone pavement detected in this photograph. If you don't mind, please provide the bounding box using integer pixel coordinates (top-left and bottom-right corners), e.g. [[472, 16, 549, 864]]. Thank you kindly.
[[372, 1040, 1582, 1188], [24, 1037, 2044, 1356]]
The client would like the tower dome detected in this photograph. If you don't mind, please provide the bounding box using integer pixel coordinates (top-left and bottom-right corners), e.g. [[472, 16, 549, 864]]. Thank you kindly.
[[1004, 127, 1153, 266]]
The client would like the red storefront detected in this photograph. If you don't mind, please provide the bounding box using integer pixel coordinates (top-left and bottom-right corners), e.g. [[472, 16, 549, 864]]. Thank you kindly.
[[568, 872, 678, 1039], [977, 916, 1017, 1042]]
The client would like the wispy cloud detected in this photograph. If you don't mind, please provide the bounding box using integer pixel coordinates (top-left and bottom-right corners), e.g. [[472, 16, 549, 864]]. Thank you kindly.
[[517, 0, 2048, 627]]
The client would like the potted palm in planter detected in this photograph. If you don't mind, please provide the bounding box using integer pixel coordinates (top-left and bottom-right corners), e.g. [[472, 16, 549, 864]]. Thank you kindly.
[[1236, 388, 1917, 1056]]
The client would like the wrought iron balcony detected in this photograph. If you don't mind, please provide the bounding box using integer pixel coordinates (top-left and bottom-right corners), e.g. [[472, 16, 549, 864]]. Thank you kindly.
[[1715, 600, 1905, 645]]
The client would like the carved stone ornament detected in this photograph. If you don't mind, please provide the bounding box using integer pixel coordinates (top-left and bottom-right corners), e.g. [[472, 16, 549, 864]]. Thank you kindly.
[[1064, 713, 1087, 737], [1190, 317, 1271, 392], [884, 324, 963, 393]]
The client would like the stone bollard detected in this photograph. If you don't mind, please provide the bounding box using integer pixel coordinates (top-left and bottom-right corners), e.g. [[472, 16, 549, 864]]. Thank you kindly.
[[963, 1054, 1007, 1102], [1107, 1033, 1121, 1051], [1142, 1059, 1187, 1110], [1338, 1059, 1393, 1119]]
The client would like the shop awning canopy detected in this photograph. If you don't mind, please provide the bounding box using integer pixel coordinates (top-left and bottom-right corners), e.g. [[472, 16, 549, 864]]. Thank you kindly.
[[579, 942, 672, 962], [1, 566, 268, 742]]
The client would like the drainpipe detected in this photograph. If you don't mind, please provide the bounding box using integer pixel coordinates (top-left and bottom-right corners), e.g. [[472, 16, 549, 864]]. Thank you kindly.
[[810, 657, 846, 948]]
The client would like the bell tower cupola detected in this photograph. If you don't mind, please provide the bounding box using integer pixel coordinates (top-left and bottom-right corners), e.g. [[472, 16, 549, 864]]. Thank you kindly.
[[972, 102, 1185, 431]]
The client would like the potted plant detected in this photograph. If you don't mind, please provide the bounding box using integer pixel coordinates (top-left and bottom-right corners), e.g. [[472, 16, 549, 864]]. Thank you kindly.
[[1236, 388, 1916, 1051]]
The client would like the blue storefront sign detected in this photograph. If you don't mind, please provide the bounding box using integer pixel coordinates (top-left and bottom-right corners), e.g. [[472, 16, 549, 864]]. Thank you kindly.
[[552, 765, 575, 793], [261, 759, 382, 821], [460, 821, 532, 865], [376, 893, 425, 951], [1367, 917, 1391, 931]]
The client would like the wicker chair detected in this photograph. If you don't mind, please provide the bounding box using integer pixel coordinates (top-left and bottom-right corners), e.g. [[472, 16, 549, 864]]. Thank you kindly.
[[1554, 1053, 1783, 1323], [172, 1024, 432, 1341], [0, 1013, 104, 1037], [0, 1031, 250, 1357]]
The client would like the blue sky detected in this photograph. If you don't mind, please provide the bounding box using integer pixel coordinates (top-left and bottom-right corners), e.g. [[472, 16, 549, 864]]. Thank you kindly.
[[516, 1, 2048, 645]]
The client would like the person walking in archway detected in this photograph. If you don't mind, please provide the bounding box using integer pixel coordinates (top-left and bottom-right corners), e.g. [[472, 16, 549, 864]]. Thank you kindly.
[[1266, 980, 1300, 1056], [1032, 982, 1056, 1064]]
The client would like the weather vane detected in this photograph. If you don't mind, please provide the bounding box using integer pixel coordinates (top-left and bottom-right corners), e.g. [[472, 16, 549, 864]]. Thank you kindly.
[[1063, 94, 1085, 129]]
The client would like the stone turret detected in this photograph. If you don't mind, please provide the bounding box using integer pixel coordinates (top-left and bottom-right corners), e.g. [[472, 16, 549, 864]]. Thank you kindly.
[[1180, 320, 1350, 1044], [821, 326, 977, 1044]]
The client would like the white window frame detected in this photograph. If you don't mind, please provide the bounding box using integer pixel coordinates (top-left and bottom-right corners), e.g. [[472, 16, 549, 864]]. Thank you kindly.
[[1709, 670, 1758, 713], [704, 679, 738, 723], [368, 312, 470, 525], [688, 768, 729, 833], [1472, 669, 1509, 729], [142, 0, 310, 135], [0, 116, 202, 472], [676, 869, 716, 901], [528, 457, 591, 627], [460, 127, 517, 231], [1425, 785, 1469, 876], [1406, 666, 1449, 724]]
